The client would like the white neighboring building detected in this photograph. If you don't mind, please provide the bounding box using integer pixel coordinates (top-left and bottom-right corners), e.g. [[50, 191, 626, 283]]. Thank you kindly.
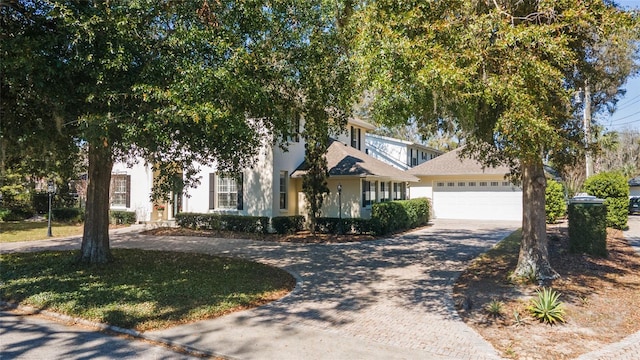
[[365, 133, 442, 170]]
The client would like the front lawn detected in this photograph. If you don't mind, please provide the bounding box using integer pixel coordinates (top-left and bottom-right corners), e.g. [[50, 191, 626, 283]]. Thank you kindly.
[[0, 221, 84, 242], [0, 249, 295, 331]]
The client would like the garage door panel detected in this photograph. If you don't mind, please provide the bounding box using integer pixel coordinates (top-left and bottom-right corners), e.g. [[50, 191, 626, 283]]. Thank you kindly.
[[433, 191, 522, 221]]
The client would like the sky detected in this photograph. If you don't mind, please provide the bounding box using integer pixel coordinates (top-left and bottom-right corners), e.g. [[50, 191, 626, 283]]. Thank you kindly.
[[603, 0, 640, 132]]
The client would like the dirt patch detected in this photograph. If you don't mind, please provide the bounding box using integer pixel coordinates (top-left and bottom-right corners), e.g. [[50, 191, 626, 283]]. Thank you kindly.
[[453, 221, 640, 360]]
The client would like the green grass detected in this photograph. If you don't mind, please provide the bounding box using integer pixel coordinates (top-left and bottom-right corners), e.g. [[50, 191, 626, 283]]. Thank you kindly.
[[0, 221, 84, 242], [0, 249, 295, 330]]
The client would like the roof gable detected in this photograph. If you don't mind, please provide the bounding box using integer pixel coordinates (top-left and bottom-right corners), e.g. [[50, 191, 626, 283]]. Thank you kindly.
[[292, 139, 419, 182], [407, 147, 511, 176]]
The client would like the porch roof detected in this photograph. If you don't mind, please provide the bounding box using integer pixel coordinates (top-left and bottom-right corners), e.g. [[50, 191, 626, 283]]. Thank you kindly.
[[291, 139, 419, 183]]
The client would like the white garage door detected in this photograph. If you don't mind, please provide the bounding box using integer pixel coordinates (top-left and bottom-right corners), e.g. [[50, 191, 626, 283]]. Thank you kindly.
[[432, 180, 522, 221]]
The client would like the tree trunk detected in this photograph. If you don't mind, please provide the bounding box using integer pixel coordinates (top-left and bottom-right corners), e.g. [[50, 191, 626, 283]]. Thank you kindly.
[[512, 157, 559, 281], [78, 142, 114, 264]]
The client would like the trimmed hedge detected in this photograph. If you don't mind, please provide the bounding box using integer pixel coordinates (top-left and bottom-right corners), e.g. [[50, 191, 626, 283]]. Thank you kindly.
[[545, 179, 566, 224], [583, 171, 629, 229], [568, 202, 607, 257], [272, 216, 305, 234], [371, 198, 430, 235], [110, 210, 137, 225], [314, 217, 378, 235], [176, 213, 269, 234], [52, 207, 84, 223]]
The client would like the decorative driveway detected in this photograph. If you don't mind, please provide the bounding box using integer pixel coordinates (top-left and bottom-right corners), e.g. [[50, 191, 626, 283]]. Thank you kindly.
[[2, 219, 520, 359]]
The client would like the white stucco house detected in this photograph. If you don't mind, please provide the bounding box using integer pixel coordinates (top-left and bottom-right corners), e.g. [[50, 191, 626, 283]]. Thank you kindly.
[[365, 133, 442, 170], [110, 118, 418, 223], [407, 147, 523, 221]]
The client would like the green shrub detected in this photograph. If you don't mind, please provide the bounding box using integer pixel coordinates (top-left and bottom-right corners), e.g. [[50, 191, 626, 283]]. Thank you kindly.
[[314, 217, 342, 234], [372, 201, 408, 234], [568, 202, 607, 257], [0, 203, 35, 221], [222, 215, 269, 234], [372, 198, 430, 234], [313, 217, 377, 235], [582, 171, 629, 229], [110, 210, 137, 225], [528, 287, 565, 325], [175, 213, 268, 233], [52, 208, 84, 223], [272, 216, 305, 234], [545, 179, 566, 223]]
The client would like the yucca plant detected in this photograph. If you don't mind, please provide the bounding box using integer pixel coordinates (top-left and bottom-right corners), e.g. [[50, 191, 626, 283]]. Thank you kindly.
[[485, 299, 505, 318], [528, 287, 566, 325]]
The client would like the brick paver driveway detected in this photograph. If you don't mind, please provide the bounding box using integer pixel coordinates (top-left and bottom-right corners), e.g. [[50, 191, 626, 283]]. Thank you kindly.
[[1, 219, 520, 359]]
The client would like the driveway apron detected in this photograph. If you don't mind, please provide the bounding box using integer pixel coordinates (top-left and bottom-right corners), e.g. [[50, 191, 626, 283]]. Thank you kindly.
[[1, 219, 520, 360]]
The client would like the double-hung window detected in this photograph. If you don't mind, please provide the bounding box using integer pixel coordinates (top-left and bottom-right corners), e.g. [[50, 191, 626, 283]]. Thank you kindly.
[[380, 182, 391, 202], [209, 173, 243, 210], [362, 180, 377, 207], [279, 171, 288, 210], [393, 182, 406, 200], [110, 174, 130, 208]]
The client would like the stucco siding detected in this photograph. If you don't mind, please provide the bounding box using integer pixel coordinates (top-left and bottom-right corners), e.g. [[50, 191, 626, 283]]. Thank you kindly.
[[111, 161, 154, 222]]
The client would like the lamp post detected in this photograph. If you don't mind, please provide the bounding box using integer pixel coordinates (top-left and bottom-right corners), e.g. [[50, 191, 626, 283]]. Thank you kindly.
[[47, 180, 55, 237], [337, 183, 342, 234]]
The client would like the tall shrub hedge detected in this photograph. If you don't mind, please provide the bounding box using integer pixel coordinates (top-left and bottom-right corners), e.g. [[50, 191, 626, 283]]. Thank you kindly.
[[582, 171, 629, 229], [372, 198, 430, 235], [545, 179, 566, 224], [568, 202, 607, 257]]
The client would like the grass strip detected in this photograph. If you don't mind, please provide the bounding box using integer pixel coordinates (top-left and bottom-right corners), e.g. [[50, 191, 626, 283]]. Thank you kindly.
[[0, 222, 84, 242], [1, 249, 295, 330]]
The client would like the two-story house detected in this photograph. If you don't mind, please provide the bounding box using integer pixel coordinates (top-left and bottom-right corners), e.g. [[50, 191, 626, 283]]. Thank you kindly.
[[110, 118, 419, 223]]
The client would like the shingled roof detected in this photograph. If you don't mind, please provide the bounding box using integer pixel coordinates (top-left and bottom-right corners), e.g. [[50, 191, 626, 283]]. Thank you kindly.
[[292, 139, 419, 182], [407, 146, 511, 176]]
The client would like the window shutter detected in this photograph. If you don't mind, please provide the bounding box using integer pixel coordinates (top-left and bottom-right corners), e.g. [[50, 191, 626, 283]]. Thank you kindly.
[[236, 173, 244, 210], [357, 128, 362, 150], [209, 173, 215, 209], [125, 175, 131, 208]]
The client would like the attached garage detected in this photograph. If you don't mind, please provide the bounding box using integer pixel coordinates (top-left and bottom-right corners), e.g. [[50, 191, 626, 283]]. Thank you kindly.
[[431, 179, 521, 221], [408, 147, 523, 221]]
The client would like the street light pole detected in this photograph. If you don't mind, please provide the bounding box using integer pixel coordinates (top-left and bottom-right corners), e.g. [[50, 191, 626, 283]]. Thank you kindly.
[[337, 183, 342, 234], [47, 180, 55, 237]]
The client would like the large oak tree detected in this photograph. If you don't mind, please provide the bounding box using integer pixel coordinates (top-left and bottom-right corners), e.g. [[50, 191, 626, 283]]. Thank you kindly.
[[2, 0, 354, 263], [354, 0, 639, 279]]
